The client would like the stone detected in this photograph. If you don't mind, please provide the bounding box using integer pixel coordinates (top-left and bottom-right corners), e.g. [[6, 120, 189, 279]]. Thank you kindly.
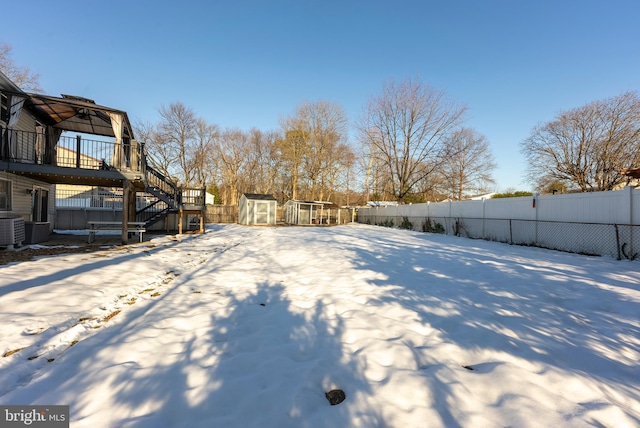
[[325, 389, 346, 405]]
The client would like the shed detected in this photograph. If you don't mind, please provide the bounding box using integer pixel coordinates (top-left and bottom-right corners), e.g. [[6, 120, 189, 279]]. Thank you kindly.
[[238, 193, 278, 225], [284, 200, 339, 225]]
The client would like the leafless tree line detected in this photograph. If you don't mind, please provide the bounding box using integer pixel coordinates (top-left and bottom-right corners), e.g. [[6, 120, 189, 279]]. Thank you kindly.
[[0, 43, 500, 203], [521, 91, 640, 192], [357, 78, 496, 203], [12, 40, 639, 201], [135, 79, 498, 205], [135, 100, 358, 205]]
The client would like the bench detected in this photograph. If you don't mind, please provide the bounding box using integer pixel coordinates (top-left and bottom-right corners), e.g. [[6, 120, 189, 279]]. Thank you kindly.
[[87, 221, 146, 243]]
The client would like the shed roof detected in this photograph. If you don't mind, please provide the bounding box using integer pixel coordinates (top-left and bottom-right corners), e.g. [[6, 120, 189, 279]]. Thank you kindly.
[[285, 199, 338, 208], [242, 193, 277, 201]]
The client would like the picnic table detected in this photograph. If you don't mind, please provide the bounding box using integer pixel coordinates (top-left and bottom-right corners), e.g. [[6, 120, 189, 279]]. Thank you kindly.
[[87, 221, 146, 243]]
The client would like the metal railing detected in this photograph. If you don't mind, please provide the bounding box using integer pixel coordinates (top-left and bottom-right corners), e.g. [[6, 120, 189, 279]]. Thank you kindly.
[[1, 127, 142, 172], [55, 187, 157, 210], [145, 164, 178, 204]]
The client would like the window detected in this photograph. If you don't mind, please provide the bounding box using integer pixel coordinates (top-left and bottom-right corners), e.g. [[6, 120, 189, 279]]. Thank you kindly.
[[0, 179, 11, 211]]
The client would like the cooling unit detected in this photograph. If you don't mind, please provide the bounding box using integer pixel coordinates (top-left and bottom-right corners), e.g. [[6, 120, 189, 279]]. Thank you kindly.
[[0, 217, 26, 248]]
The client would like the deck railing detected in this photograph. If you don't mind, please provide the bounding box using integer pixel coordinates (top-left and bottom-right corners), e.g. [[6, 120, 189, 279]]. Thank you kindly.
[[180, 187, 206, 207], [0, 127, 143, 173]]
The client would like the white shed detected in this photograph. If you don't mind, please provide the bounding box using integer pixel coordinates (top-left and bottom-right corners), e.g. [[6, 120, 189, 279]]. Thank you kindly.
[[238, 193, 278, 225]]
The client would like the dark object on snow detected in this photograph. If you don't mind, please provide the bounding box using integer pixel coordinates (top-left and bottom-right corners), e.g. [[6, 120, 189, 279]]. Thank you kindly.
[[259, 303, 266, 306], [462, 365, 474, 370], [325, 389, 346, 405]]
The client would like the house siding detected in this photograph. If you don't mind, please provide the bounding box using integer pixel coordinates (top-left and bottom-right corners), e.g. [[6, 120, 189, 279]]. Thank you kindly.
[[1, 84, 54, 227], [0, 174, 54, 223]]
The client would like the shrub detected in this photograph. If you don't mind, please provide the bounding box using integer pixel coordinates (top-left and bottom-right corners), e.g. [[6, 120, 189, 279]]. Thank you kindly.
[[399, 216, 413, 230], [378, 218, 395, 228], [422, 218, 444, 233]]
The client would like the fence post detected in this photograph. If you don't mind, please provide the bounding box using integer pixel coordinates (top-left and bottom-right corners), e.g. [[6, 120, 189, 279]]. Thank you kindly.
[[626, 186, 634, 257], [448, 200, 452, 235], [509, 219, 513, 244], [534, 193, 539, 244], [482, 197, 486, 239]]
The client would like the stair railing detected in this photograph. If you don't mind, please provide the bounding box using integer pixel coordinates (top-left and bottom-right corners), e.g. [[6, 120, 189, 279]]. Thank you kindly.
[[144, 162, 179, 207]]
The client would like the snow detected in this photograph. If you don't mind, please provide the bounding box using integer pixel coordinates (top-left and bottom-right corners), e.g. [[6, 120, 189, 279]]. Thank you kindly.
[[1, 224, 639, 427]]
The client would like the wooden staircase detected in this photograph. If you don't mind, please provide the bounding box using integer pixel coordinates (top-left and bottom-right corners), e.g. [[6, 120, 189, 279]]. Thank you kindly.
[[135, 162, 206, 231]]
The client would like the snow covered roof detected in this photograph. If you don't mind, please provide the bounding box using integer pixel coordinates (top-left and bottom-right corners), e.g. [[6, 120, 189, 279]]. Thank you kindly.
[[467, 192, 497, 200], [366, 201, 399, 207]]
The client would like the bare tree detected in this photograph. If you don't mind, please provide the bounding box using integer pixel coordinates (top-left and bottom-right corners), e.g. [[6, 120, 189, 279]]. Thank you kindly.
[[0, 42, 42, 92], [358, 133, 394, 201], [298, 100, 349, 200], [357, 77, 467, 202], [213, 128, 251, 205], [438, 128, 496, 199], [522, 91, 640, 191], [157, 102, 199, 185], [278, 100, 349, 201], [245, 128, 280, 195], [140, 103, 217, 188], [192, 118, 219, 187], [134, 120, 175, 178], [321, 142, 356, 204], [274, 127, 308, 200]]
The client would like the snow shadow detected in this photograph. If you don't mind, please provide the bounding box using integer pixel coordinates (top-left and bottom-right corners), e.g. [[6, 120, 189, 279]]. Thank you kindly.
[[322, 225, 640, 424], [111, 281, 379, 426], [0, 239, 183, 297], [22, 276, 380, 426]]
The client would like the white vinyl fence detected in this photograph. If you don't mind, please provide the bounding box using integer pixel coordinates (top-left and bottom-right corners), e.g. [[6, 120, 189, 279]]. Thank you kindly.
[[357, 186, 640, 260]]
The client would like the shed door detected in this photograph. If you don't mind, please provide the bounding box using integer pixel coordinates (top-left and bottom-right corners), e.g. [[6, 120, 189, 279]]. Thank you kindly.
[[299, 206, 311, 224], [247, 200, 255, 224], [255, 201, 269, 224]]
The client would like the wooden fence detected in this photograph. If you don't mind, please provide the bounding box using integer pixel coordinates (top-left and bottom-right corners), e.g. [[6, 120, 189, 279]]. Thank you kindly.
[[206, 205, 238, 224]]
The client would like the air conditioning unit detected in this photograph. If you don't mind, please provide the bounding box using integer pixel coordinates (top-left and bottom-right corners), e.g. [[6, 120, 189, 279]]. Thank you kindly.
[[0, 217, 26, 248]]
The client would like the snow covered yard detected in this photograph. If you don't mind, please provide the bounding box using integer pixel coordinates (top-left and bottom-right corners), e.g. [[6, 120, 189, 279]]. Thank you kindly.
[[0, 223, 638, 427]]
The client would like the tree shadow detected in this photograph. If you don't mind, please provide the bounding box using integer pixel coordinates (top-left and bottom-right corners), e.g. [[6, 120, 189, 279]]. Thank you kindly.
[[4, 270, 382, 426], [109, 280, 382, 426], [0, 238, 184, 297], [4, 224, 638, 426], [322, 225, 640, 426]]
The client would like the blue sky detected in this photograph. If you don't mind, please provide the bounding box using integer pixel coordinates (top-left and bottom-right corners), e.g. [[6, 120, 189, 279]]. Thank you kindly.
[[4, 0, 640, 191]]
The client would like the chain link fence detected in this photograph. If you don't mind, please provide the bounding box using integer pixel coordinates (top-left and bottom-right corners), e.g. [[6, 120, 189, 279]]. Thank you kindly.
[[358, 214, 640, 261]]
